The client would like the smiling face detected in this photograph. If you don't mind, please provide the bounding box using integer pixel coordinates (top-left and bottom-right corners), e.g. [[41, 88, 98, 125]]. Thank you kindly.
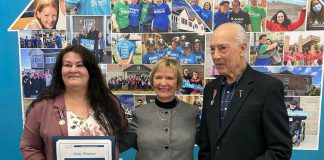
[[204, 2, 211, 10], [276, 12, 285, 24], [61, 52, 89, 91], [194, 42, 200, 51], [171, 41, 178, 49], [153, 67, 177, 102], [220, 3, 230, 13], [147, 44, 155, 52], [36, 6, 57, 29]]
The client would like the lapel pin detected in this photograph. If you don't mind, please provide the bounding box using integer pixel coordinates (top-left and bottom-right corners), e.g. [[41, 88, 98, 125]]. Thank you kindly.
[[59, 119, 65, 125], [210, 89, 217, 106], [239, 90, 243, 98]]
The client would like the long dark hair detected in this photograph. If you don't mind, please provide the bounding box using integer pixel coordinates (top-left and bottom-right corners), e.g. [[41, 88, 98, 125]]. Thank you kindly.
[[307, 0, 324, 29], [25, 45, 128, 141], [271, 10, 291, 28]]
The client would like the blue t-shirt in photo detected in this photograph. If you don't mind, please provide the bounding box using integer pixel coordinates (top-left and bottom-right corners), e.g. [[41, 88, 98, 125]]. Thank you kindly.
[[116, 39, 135, 59], [153, 3, 171, 31], [163, 48, 181, 60], [55, 35, 62, 48], [156, 49, 167, 58], [193, 50, 205, 64], [176, 46, 184, 54], [178, 52, 198, 64], [191, 4, 202, 17], [66, 0, 111, 15], [201, 9, 212, 22], [129, 4, 141, 27], [142, 52, 160, 64], [214, 9, 231, 29]]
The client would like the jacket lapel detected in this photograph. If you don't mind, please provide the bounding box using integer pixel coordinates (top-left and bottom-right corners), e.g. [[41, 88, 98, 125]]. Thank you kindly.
[[215, 66, 254, 142], [209, 79, 222, 131], [53, 94, 68, 136]]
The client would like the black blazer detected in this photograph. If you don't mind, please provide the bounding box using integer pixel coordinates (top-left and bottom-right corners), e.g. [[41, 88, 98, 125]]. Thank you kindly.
[[198, 65, 292, 160]]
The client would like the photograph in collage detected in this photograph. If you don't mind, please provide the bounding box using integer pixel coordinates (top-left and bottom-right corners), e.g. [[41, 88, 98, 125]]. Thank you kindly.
[[66, 15, 111, 63], [11, 0, 66, 30], [214, 0, 267, 32], [12, 0, 324, 152], [112, 0, 172, 33], [267, 0, 306, 32], [285, 96, 321, 149], [173, 0, 213, 32], [306, 0, 324, 30], [284, 31, 323, 66], [250, 32, 284, 66], [20, 48, 61, 98]]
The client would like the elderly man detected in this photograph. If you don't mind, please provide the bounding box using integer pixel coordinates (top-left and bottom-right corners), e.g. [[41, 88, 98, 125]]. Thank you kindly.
[[198, 23, 292, 160]]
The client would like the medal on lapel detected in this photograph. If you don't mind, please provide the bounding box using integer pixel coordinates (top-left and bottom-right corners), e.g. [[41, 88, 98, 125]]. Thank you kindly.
[[59, 119, 65, 125], [57, 110, 65, 126], [210, 89, 217, 106]]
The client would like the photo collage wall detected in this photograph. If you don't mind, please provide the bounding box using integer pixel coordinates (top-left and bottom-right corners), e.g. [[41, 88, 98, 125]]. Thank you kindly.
[[11, 0, 323, 150]]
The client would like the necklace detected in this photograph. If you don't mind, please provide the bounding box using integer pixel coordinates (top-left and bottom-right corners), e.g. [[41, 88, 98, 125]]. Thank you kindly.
[[154, 105, 176, 121]]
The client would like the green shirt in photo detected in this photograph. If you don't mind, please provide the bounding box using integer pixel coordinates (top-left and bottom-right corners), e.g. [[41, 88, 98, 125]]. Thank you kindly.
[[243, 6, 265, 32], [140, 3, 149, 24], [113, 1, 129, 29]]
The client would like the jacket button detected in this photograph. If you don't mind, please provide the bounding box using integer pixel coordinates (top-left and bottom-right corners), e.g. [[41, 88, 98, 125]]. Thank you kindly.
[[216, 146, 220, 150], [164, 145, 169, 150], [164, 111, 168, 114], [164, 127, 169, 132]]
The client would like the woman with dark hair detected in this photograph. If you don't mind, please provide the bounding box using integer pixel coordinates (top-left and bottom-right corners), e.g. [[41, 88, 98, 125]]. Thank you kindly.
[[307, 0, 324, 30], [266, 6, 306, 31], [20, 45, 128, 160], [200, 2, 213, 29]]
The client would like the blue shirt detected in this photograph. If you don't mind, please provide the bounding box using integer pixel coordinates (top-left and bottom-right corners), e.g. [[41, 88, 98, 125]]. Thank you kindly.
[[219, 78, 237, 127], [153, 3, 171, 30], [116, 39, 135, 59], [142, 52, 160, 64], [176, 46, 184, 54], [164, 48, 181, 60], [214, 9, 231, 29], [191, 4, 201, 17], [177, 52, 198, 64], [55, 35, 62, 48], [193, 50, 205, 64], [36, 38, 42, 48], [201, 9, 212, 22], [66, 0, 110, 15], [25, 39, 32, 48], [20, 39, 25, 48], [129, 4, 141, 26], [156, 49, 167, 58], [219, 66, 246, 126]]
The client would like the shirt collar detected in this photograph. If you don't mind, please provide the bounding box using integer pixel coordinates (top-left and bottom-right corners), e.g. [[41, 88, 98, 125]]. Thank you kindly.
[[221, 63, 248, 86]]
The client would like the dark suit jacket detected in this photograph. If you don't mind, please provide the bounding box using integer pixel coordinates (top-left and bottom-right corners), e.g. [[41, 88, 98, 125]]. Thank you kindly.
[[198, 65, 292, 160]]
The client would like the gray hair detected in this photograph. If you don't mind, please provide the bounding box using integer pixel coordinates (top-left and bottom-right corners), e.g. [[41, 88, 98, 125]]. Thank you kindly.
[[231, 23, 247, 45]]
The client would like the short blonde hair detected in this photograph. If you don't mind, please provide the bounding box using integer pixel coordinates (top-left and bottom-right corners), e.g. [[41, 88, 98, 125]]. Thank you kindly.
[[149, 58, 183, 89]]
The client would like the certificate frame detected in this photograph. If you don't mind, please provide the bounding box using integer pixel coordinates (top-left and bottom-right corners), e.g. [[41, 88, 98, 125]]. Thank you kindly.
[[52, 136, 115, 160]]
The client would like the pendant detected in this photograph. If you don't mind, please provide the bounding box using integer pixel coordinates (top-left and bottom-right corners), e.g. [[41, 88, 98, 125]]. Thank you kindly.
[[59, 119, 65, 125]]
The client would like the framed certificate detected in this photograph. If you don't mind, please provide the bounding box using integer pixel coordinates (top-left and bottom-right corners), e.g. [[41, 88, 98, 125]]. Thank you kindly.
[[52, 136, 115, 160]]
